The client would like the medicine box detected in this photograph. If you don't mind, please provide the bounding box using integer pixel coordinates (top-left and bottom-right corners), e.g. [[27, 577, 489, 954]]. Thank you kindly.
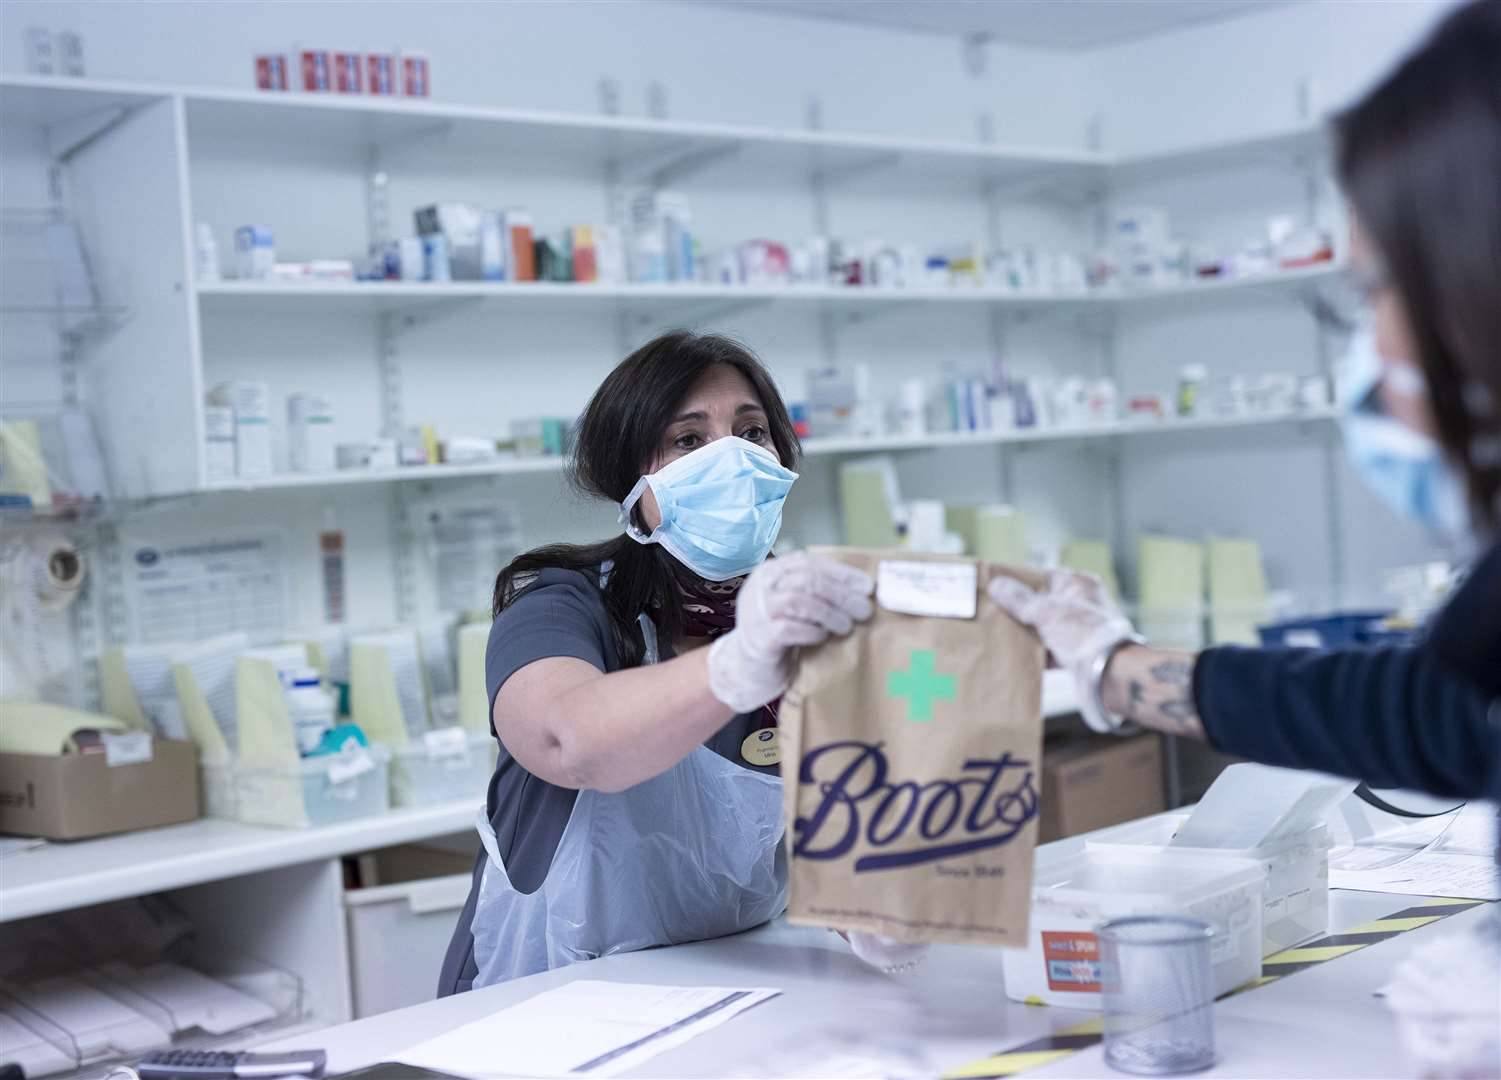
[[232, 745, 391, 829], [390, 728, 495, 808], [233, 226, 275, 280], [1086, 813, 1332, 955], [203, 405, 236, 483], [1002, 846, 1264, 1009], [207, 381, 272, 479], [287, 393, 335, 473]]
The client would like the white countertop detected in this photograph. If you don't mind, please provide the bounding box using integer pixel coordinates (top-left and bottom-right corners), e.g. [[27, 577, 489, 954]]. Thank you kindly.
[[0, 799, 480, 923], [269, 890, 1495, 1079]]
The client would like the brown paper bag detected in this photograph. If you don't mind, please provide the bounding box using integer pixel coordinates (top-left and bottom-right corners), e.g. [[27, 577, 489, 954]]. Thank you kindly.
[[780, 547, 1047, 947]]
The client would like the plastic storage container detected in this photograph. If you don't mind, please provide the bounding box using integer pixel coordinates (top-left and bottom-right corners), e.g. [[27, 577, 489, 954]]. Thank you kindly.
[[344, 842, 479, 1018], [199, 757, 238, 820], [345, 872, 473, 1017], [1086, 813, 1332, 955], [1257, 610, 1416, 648], [389, 728, 494, 808], [1002, 846, 1264, 1010], [233, 746, 391, 828]]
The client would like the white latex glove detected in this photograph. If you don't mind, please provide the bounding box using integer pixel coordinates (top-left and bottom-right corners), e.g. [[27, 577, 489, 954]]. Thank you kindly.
[[846, 930, 930, 974], [707, 552, 875, 713], [1382, 918, 1501, 1078], [988, 569, 1137, 733]]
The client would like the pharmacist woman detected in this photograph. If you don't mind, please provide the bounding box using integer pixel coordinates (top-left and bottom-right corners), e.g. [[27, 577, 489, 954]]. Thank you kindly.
[[993, 0, 1501, 839], [438, 331, 876, 993]]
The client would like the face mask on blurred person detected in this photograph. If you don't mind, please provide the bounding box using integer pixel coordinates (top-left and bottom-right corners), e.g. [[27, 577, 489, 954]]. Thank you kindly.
[[1340, 326, 1469, 536]]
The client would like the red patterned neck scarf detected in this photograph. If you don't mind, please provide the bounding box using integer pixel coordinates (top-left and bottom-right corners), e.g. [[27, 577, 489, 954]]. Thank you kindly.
[[678, 572, 744, 639]]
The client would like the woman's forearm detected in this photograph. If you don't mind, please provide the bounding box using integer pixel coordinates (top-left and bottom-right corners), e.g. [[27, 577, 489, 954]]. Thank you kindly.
[[1100, 644, 1206, 739], [497, 647, 737, 794]]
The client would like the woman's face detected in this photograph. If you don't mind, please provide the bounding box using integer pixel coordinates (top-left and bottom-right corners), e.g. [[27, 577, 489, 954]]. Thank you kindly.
[[637, 363, 773, 532], [1350, 217, 1435, 438]]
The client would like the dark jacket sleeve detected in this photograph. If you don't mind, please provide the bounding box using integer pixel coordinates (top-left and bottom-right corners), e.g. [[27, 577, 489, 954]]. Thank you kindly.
[[1193, 644, 1499, 799]]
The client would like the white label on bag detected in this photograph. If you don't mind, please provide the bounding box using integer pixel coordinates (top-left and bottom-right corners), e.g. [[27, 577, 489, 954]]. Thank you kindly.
[[102, 731, 154, 767], [423, 726, 470, 759], [877, 560, 977, 619], [326, 748, 375, 785]]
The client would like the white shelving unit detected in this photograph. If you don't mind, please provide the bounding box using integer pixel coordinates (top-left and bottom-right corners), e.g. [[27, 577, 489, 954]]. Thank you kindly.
[[205, 406, 1339, 493], [1, 71, 1341, 502]]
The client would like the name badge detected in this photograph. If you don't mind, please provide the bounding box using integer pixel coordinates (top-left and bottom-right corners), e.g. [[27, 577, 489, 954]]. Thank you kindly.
[[741, 727, 780, 767]]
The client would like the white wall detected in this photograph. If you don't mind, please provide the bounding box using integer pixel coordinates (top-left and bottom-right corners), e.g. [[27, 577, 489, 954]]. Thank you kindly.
[[1085, 0, 1462, 155], [0, 0, 1459, 677], [0, 0, 1092, 147]]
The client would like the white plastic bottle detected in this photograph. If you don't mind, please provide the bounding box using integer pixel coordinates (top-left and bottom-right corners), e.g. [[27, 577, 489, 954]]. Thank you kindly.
[[284, 666, 335, 755]]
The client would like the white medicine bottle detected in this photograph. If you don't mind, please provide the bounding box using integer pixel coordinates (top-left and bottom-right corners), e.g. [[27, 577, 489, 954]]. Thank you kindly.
[[284, 665, 335, 755]]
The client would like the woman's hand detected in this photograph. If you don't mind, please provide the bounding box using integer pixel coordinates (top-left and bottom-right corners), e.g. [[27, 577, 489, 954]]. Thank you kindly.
[[989, 569, 1204, 738], [707, 552, 875, 712]]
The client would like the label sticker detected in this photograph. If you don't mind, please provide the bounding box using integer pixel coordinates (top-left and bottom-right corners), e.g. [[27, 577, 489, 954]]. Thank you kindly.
[[326, 748, 375, 785], [102, 731, 154, 768], [876, 560, 977, 619], [423, 726, 470, 759], [1042, 931, 1101, 992], [741, 727, 780, 767]]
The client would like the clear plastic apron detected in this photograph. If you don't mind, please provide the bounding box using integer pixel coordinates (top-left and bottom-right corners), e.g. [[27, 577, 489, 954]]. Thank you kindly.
[[470, 612, 788, 987]]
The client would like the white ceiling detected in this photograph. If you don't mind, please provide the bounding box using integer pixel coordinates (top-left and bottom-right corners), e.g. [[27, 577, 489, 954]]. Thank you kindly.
[[699, 0, 1295, 51]]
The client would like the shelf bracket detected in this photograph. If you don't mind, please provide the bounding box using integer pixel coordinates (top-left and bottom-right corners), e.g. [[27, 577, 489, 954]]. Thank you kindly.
[[810, 150, 902, 189], [49, 104, 142, 163], [617, 140, 740, 190], [389, 296, 483, 330]]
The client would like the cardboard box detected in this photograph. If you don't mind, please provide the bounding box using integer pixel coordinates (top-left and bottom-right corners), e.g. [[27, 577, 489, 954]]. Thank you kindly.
[[0, 738, 201, 840], [1038, 733, 1164, 842]]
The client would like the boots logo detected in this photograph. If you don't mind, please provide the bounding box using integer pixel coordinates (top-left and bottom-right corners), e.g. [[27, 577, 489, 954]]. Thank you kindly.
[[793, 740, 1038, 871]]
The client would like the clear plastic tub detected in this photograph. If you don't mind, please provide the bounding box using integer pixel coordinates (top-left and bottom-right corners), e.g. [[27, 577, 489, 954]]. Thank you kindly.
[[233, 746, 391, 828], [389, 728, 494, 808], [1002, 846, 1264, 1009], [1087, 813, 1332, 955], [199, 757, 238, 820]]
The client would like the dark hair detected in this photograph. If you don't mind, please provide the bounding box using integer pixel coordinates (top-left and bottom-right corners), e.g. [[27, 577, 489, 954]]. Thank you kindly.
[[491, 331, 800, 666], [1336, 0, 1501, 532]]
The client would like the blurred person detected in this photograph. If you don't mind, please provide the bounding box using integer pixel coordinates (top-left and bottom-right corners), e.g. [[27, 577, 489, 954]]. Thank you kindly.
[[992, 0, 1501, 820], [993, 5, 1500, 1071]]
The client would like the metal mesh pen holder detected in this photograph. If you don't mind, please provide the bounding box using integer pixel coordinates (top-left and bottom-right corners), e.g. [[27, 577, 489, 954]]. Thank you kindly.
[[1098, 916, 1217, 1075]]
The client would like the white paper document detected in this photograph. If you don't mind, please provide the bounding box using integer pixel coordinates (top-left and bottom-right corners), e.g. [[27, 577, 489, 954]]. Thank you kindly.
[[1331, 801, 1498, 898], [1332, 851, 1499, 900], [397, 981, 780, 1078]]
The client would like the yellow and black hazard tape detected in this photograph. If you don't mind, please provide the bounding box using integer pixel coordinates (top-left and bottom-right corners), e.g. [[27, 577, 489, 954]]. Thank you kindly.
[[943, 897, 1490, 1079]]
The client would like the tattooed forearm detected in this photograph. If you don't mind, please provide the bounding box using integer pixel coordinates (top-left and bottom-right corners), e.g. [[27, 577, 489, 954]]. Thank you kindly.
[[1101, 647, 1205, 738]]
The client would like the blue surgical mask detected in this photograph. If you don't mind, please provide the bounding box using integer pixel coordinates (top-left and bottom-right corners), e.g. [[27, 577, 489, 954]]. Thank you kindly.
[[620, 435, 798, 581], [1339, 327, 1469, 536]]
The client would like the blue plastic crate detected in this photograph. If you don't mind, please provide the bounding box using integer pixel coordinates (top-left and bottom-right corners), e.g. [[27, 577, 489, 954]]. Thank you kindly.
[[1257, 611, 1413, 649]]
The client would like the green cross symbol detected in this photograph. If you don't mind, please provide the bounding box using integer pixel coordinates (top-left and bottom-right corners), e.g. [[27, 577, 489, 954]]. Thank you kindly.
[[887, 649, 957, 723]]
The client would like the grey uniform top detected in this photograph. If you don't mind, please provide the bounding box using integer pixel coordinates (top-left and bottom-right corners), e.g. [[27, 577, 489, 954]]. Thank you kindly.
[[436, 567, 778, 997]]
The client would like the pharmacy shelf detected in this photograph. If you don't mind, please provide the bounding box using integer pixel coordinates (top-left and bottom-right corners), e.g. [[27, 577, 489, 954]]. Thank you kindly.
[[0, 797, 480, 923], [3, 75, 1328, 194], [195, 263, 1343, 317], [205, 456, 566, 492], [199, 407, 1339, 495], [801, 406, 1339, 457], [194, 279, 1099, 315], [0, 677, 1079, 925]]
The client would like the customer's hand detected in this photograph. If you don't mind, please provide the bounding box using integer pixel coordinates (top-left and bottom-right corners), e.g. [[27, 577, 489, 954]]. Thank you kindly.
[[707, 553, 874, 712], [988, 569, 1137, 732]]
